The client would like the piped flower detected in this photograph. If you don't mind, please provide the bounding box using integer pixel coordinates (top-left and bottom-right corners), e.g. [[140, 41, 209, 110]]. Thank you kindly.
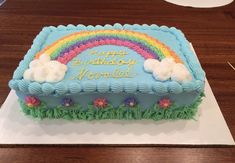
[[25, 96, 41, 107], [158, 98, 172, 109], [93, 98, 108, 108], [61, 98, 73, 107], [124, 97, 137, 107]]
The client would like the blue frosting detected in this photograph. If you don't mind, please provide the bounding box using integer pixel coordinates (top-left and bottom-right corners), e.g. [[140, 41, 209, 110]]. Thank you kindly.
[[195, 80, 204, 92], [57, 25, 66, 31], [150, 24, 159, 29], [138, 82, 152, 93], [55, 82, 68, 95], [123, 24, 132, 30], [13, 68, 25, 79], [69, 82, 82, 94], [111, 81, 123, 93], [104, 24, 113, 30], [87, 25, 95, 30], [97, 81, 110, 93], [8, 80, 19, 91], [18, 80, 30, 92], [152, 82, 168, 95], [76, 24, 86, 30], [16, 90, 201, 108], [49, 26, 57, 31], [168, 81, 183, 94], [42, 83, 55, 95], [95, 25, 103, 30], [67, 24, 76, 30], [82, 81, 96, 92], [182, 82, 195, 92], [28, 82, 42, 95], [124, 81, 137, 93], [9, 24, 205, 96], [113, 23, 123, 29]]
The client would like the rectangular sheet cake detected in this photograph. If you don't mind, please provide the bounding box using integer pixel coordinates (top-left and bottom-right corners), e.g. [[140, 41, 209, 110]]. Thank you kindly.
[[8, 24, 205, 120]]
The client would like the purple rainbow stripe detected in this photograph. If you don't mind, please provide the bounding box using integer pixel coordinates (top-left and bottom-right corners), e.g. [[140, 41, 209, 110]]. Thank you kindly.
[[56, 38, 157, 64]]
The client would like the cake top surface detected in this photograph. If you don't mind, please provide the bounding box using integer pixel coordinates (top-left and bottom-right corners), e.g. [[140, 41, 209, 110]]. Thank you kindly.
[[9, 24, 205, 96]]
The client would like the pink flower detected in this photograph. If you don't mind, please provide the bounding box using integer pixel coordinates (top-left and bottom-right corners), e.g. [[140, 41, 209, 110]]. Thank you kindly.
[[25, 96, 41, 107], [158, 98, 171, 109], [93, 98, 108, 109]]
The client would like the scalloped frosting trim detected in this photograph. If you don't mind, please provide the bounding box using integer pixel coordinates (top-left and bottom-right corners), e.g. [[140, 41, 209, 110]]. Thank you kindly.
[[9, 24, 206, 96], [19, 93, 203, 120], [9, 79, 204, 95]]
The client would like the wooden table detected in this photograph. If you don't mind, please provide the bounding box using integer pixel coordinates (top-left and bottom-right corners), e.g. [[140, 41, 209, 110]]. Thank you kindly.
[[0, 0, 235, 162]]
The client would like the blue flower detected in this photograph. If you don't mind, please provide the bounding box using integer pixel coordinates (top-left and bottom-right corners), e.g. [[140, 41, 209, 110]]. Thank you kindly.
[[124, 97, 137, 107], [62, 98, 73, 107]]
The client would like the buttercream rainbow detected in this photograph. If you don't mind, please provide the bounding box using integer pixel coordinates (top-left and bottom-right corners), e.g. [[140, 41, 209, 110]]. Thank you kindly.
[[35, 30, 183, 64]]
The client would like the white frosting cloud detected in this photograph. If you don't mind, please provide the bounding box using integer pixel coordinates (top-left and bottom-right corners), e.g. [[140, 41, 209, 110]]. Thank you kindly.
[[23, 54, 67, 83], [144, 58, 192, 83], [143, 59, 160, 72], [171, 63, 192, 83]]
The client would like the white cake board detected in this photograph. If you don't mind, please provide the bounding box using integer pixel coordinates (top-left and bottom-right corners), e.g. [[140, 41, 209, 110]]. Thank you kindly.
[[164, 0, 233, 8], [0, 80, 234, 145]]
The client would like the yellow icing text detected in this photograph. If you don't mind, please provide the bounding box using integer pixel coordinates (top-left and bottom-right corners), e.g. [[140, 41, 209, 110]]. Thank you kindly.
[[89, 50, 128, 58], [71, 58, 136, 66], [76, 67, 136, 80]]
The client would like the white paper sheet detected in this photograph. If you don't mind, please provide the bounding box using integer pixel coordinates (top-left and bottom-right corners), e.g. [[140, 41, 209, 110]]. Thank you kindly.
[[0, 80, 234, 145], [164, 0, 233, 8]]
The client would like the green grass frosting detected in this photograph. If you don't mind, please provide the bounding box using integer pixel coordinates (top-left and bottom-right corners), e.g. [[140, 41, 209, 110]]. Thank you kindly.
[[19, 93, 204, 121]]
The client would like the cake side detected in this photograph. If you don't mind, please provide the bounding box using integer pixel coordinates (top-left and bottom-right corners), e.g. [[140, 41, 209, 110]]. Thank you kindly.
[[8, 24, 205, 120]]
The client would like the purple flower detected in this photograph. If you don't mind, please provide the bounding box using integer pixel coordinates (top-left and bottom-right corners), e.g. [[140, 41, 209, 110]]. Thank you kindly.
[[62, 98, 73, 107], [124, 97, 137, 107]]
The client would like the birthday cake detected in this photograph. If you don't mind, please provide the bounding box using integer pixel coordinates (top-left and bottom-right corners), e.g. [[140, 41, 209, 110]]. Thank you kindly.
[[8, 24, 205, 120]]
